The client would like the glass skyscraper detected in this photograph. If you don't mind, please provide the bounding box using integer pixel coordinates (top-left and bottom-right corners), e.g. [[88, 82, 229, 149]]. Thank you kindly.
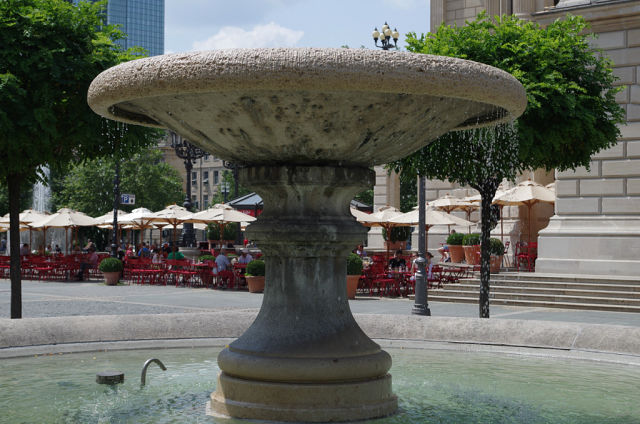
[[73, 0, 164, 56]]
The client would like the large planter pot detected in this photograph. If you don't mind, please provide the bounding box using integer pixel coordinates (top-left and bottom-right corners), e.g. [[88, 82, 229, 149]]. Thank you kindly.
[[490, 255, 503, 273], [464, 245, 481, 265], [103, 271, 120, 286], [448, 245, 465, 263], [385, 240, 406, 251], [246, 276, 265, 293], [346, 275, 360, 299]]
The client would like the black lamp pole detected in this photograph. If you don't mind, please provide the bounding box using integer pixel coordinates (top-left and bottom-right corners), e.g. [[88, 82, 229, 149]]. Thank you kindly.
[[412, 176, 431, 316], [223, 161, 244, 245], [171, 132, 207, 247]]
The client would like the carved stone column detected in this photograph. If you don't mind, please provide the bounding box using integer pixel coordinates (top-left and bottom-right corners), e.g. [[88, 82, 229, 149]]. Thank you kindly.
[[211, 165, 397, 422]]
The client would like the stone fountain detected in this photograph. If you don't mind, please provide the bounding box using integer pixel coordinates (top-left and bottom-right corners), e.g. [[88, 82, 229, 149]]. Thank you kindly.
[[88, 48, 526, 422]]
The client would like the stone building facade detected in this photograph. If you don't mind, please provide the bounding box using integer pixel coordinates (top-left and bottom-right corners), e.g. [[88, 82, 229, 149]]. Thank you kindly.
[[423, 0, 640, 276]]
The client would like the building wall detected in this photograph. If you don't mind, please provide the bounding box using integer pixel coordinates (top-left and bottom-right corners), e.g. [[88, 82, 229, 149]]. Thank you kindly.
[[429, 0, 640, 275]]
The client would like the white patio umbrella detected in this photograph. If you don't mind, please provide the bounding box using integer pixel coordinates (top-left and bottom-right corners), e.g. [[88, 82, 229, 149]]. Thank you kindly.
[[0, 210, 50, 250], [493, 180, 555, 243], [182, 203, 256, 248], [389, 206, 475, 252], [148, 204, 192, 247], [354, 205, 405, 263], [118, 207, 157, 246], [29, 208, 97, 254]]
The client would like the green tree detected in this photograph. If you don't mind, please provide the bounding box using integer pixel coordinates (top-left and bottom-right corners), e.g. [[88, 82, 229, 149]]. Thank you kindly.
[[53, 147, 184, 216], [391, 13, 624, 318], [0, 185, 33, 217], [0, 0, 159, 318], [210, 170, 252, 206]]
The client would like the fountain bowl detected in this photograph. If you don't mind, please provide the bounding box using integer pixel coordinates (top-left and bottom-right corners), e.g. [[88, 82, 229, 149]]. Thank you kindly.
[[88, 48, 526, 166]]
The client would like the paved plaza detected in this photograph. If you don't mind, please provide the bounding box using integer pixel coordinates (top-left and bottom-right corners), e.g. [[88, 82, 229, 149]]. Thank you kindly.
[[2, 279, 640, 327]]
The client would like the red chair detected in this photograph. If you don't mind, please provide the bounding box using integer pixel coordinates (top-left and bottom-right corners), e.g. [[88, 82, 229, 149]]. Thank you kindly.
[[515, 241, 537, 272]]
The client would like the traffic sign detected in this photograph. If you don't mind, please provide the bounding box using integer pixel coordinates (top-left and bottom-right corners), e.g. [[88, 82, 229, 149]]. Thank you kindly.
[[121, 194, 135, 205]]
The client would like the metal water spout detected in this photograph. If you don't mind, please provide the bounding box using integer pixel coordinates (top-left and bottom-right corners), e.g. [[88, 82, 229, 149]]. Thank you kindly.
[[140, 358, 166, 386]]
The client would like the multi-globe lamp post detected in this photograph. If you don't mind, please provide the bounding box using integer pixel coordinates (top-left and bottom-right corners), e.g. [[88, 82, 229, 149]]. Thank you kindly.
[[170, 132, 207, 247], [372, 23, 430, 315], [372, 22, 400, 51]]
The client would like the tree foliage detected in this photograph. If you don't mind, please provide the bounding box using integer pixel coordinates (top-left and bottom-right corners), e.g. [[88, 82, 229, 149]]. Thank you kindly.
[[399, 13, 624, 174], [0, 0, 160, 318], [211, 169, 252, 206], [53, 147, 184, 217], [391, 13, 624, 318]]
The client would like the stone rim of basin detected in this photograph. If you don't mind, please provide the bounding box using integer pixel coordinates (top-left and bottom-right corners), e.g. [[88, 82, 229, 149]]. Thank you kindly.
[[88, 48, 527, 167]]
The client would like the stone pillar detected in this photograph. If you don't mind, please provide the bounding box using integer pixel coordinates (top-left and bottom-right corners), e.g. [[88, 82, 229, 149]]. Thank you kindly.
[[369, 166, 401, 249], [210, 165, 397, 422], [512, 0, 536, 19], [431, 0, 445, 30]]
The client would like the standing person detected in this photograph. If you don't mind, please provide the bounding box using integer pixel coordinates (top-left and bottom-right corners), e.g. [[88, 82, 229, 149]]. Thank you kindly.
[[77, 246, 98, 281], [84, 238, 96, 253], [0, 238, 6, 254], [237, 248, 253, 264], [215, 248, 231, 272]]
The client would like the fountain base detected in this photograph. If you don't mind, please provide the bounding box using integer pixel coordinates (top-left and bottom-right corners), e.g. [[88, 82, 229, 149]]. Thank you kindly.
[[209, 372, 397, 422]]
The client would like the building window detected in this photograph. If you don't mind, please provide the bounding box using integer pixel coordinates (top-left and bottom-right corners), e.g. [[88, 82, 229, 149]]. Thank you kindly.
[[204, 195, 209, 207], [214, 170, 219, 184], [203, 171, 209, 184], [192, 195, 198, 210], [191, 171, 197, 186]]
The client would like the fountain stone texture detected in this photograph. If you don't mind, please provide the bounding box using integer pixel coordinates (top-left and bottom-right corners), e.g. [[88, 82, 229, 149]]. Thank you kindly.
[[88, 48, 526, 422]]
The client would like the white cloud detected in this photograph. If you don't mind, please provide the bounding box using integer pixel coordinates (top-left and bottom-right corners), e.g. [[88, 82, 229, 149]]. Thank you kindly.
[[192, 22, 304, 50]]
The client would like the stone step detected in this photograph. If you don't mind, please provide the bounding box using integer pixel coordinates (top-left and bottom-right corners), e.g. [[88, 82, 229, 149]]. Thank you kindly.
[[488, 272, 640, 286], [452, 281, 640, 300], [427, 295, 640, 313], [430, 288, 640, 307], [456, 280, 640, 295]]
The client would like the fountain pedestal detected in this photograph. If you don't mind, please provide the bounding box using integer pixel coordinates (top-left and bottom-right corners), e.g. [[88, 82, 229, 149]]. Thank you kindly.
[[87, 47, 527, 423], [210, 165, 396, 421]]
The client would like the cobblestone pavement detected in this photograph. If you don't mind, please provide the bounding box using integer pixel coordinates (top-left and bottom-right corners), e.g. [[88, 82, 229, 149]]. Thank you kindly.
[[2, 279, 640, 327]]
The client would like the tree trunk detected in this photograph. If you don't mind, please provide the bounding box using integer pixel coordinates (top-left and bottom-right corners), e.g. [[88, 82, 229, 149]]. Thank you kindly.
[[8, 173, 22, 319]]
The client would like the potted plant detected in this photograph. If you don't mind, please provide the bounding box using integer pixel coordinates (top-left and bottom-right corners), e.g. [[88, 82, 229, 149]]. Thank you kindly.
[[98, 257, 123, 286], [245, 259, 265, 293], [489, 238, 505, 273], [446, 232, 465, 263], [346, 253, 363, 299], [462, 233, 481, 266], [382, 226, 412, 250]]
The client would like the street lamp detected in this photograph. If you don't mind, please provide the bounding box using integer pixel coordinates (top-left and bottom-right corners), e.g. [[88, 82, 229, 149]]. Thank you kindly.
[[371, 24, 429, 315], [170, 132, 207, 247], [372, 22, 400, 51]]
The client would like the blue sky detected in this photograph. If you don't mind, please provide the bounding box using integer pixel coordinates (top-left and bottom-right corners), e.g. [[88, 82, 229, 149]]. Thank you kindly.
[[165, 0, 431, 53]]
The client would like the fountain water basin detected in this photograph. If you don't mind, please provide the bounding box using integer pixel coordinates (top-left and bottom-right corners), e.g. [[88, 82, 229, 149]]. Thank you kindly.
[[88, 48, 527, 422]]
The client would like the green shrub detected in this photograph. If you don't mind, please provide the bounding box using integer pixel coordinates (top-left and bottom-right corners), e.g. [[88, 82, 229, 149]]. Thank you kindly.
[[98, 257, 123, 272], [382, 226, 412, 243], [462, 233, 481, 246], [198, 254, 216, 262], [446, 232, 465, 245], [207, 223, 236, 240], [490, 238, 505, 256], [246, 259, 265, 277], [346, 253, 363, 275]]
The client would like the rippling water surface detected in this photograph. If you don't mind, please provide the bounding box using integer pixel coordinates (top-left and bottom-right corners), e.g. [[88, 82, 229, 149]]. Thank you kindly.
[[1, 347, 638, 423]]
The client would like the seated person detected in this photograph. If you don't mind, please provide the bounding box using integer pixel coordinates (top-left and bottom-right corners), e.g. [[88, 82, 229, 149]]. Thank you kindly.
[[77, 246, 99, 281], [215, 248, 231, 272], [167, 246, 185, 260], [237, 248, 253, 264], [137, 242, 151, 258], [388, 250, 406, 270], [355, 244, 367, 257]]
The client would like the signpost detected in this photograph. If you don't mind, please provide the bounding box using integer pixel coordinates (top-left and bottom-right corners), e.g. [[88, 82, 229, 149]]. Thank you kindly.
[[121, 194, 135, 205]]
